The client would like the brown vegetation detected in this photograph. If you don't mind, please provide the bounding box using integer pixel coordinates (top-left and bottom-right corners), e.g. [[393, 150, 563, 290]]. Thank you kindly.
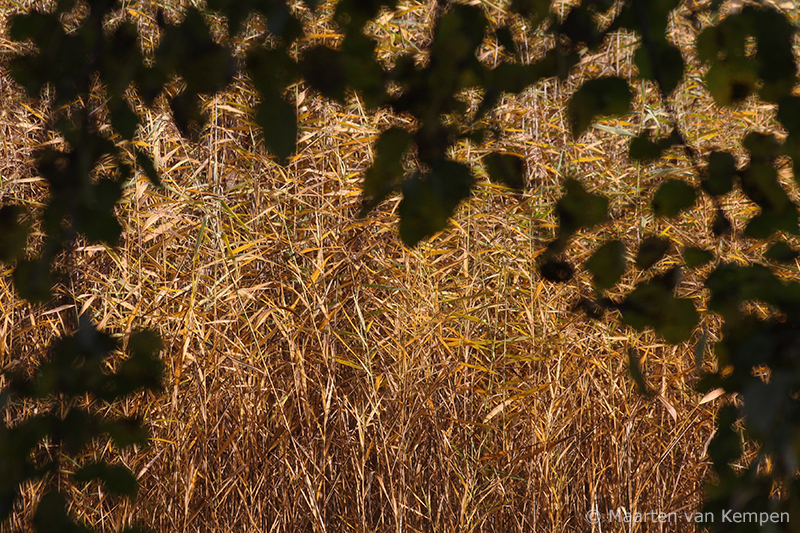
[[2, 0, 797, 531]]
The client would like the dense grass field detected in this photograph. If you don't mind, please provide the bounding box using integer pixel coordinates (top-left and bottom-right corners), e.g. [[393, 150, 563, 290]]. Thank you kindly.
[[2, 0, 797, 531]]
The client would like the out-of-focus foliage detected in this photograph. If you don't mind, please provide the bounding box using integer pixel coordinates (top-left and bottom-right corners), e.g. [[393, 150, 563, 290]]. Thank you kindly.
[[3, 0, 800, 528], [0, 318, 162, 531]]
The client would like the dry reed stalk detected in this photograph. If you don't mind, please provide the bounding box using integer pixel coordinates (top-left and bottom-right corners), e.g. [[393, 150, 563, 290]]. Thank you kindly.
[[1, 0, 795, 531]]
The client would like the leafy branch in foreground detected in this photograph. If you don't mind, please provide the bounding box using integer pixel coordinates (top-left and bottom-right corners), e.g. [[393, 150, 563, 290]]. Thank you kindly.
[[2, 0, 800, 528], [0, 318, 163, 532]]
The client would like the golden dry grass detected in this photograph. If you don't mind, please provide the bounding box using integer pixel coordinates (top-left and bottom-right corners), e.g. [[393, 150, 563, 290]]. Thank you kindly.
[[2, 0, 799, 531]]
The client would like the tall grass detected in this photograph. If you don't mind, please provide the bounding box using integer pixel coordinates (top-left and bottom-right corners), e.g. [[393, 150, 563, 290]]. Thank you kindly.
[[2, 0, 795, 530]]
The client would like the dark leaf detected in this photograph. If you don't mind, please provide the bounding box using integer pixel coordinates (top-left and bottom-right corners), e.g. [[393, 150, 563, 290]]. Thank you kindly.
[[706, 405, 741, 472], [103, 417, 149, 449], [13, 257, 53, 304], [495, 26, 517, 55], [701, 151, 736, 196], [155, 8, 234, 96], [398, 161, 474, 246], [559, 4, 604, 49], [109, 97, 139, 141], [56, 408, 98, 455], [683, 246, 714, 268], [652, 179, 696, 218], [102, 22, 144, 97], [340, 33, 386, 108], [585, 240, 627, 290], [255, 92, 297, 165], [484, 152, 526, 191], [73, 210, 121, 245], [300, 46, 347, 102], [33, 491, 88, 533], [169, 93, 204, 138], [573, 297, 606, 319], [0, 205, 30, 263], [245, 46, 297, 95], [568, 77, 632, 138], [634, 41, 685, 96], [629, 129, 682, 162], [539, 259, 575, 283], [635, 236, 670, 270], [712, 208, 732, 236], [556, 178, 609, 237], [135, 149, 161, 187], [360, 127, 413, 216], [510, 0, 551, 21], [75, 462, 138, 498], [764, 241, 799, 263]]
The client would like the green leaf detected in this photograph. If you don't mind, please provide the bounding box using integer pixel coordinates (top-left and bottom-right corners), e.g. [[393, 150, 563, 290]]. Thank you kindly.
[[743, 132, 784, 162], [300, 46, 347, 103], [764, 241, 799, 263], [128, 330, 163, 358], [103, 417, 149, 449], [109, 96, 139, 141], [634, 41, 685, 96], [33, 491, 89, 533], [495, 26, 517, 55], [568, 77, 632, 137], [652, 179, 696, 218], [621, 280, 698, 343], [744, 208, 799, 239], [559, 4, 604, 49], [629, 129, 682, 162], [656, 298, 699, 344], [360, 128, 412, 216], [76, 462, 138, 498], [113, 345, 164, 397], [750, 7, 797, 103], [398, 161, 474, 246], [704, 57, 757, 107], [635, 236, 670, 270], [484, 152, 526, 191], [712, 208, 732, 236], [683, 246, 714, 268], [255, 92, 297, 165], [701, 151, 736, 196], [539, 259, 574, 283], [135, 149, 161, 187], [13, 257, 53, 304], [556, 178, 609, 236], [0, 205, 30, 263], [585, 240, 626, 290]]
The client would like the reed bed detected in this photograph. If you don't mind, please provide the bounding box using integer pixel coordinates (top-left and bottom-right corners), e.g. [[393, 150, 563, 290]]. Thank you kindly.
[[2, 0, 797, 531]]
